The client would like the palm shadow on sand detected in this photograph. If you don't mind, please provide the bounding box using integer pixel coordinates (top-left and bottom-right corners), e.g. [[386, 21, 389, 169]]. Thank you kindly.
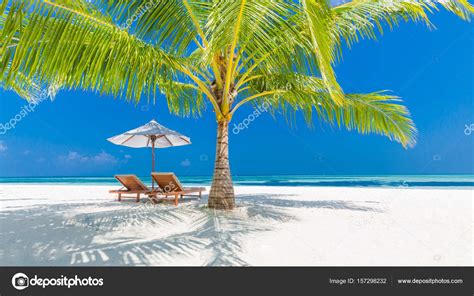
[[0, 194, 380, 266]]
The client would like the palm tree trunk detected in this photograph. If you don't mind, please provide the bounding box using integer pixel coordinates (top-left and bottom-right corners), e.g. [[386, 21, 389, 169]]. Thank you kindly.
[[208, 120, 235, 210]]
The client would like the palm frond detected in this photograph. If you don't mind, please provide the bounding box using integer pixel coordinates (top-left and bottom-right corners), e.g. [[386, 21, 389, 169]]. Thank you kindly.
[[228, 3, 319, 91], [0, 68, 60, 101], [163, 80, 206, 117], [0, 0, 181, 103], [321, 92, 417, 148], [332, 0, 473, 48], [302, 0, 345, 105], [246, 73, 417, 147], [82, 0, 205, 53], [205, 0, 298, 59]]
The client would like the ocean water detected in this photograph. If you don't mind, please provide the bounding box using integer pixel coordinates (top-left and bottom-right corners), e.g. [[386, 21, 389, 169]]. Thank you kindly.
[[0, 175, 473, 188]]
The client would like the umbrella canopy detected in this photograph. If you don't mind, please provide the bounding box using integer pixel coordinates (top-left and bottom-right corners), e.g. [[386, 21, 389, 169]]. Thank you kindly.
[[107, 120, 191, 188], [107, 119, 191, 148]]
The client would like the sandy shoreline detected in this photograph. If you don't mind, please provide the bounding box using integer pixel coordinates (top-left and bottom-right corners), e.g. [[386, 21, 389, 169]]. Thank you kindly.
[[0, 184, 472, 266]]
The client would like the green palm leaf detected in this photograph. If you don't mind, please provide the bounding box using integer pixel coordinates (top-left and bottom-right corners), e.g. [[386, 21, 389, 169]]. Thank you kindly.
[[0, 0, 181, 103], [245, 73, 416, 147], [332, 0, 474, 47], [302, 0, 345, 105]]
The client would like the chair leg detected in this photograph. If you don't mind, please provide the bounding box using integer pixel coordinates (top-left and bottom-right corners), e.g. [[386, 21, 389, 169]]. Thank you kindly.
[[199, 191, 202, 199], [174, 194, 179, 206], [118, 193, 122, 201], [136, 193, 140, 202]]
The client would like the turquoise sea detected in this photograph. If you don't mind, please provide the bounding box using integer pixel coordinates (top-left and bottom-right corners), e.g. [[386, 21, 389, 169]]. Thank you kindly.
[[0, 175, 473, 188]]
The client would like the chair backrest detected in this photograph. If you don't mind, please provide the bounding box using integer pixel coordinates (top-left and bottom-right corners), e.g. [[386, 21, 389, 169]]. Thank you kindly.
[[115, 175, 149, 191], [151, 173, 184, 193]]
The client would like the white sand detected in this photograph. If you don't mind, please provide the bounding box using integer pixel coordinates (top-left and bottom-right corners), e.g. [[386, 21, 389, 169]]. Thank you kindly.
[[0, 184, 472, 266]]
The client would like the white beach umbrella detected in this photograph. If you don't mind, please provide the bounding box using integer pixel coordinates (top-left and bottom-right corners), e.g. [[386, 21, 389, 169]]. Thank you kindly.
[[107, 119, 191, 188]]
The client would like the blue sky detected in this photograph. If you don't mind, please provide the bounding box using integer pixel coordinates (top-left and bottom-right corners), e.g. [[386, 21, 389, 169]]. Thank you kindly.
[[0, 11, 473, 177]]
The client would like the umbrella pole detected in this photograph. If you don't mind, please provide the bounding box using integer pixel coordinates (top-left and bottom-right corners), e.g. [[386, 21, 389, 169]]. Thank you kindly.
[[151, 136, 155, 189]]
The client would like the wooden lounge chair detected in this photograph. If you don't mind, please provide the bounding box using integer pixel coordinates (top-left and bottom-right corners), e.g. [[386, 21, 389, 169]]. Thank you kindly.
[[109, 175, 151, 202], [149, 173, 205, 206]]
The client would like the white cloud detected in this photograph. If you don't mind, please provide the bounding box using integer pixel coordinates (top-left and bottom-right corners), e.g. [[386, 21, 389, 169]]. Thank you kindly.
[[58, 151, 118, 166], [92, 151, 118, 165], [0, 141, 7, 152], [124, 154, 132, 159], [58, 151, 89, 163]]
